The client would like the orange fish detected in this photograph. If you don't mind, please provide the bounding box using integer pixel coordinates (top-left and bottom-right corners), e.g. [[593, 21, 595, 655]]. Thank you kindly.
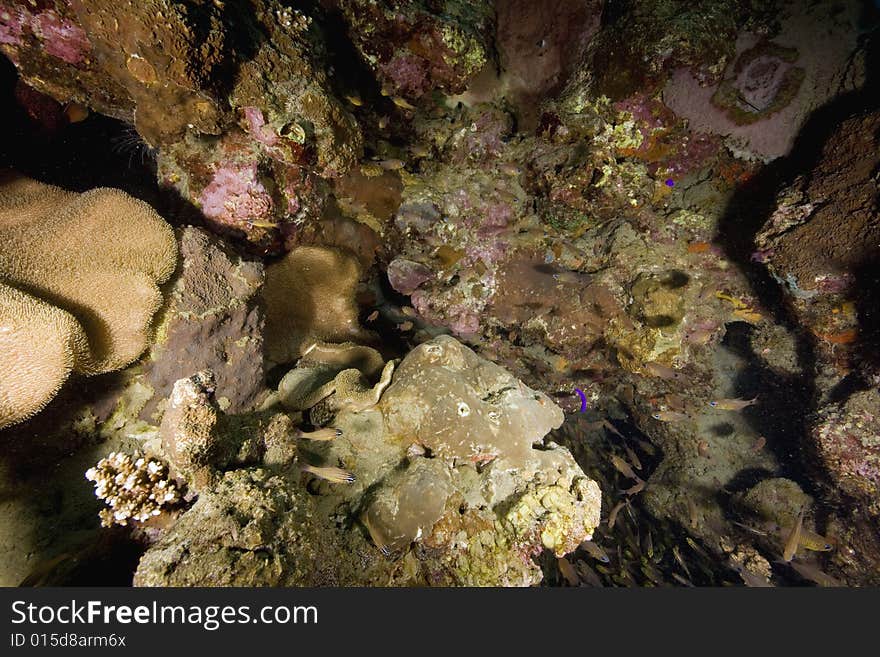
[[815, 328, 857, 345], [687, 241, 712, 254]]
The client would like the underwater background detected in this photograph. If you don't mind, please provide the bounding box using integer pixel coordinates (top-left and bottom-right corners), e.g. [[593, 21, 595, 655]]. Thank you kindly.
[[0, 0, 878, 587]]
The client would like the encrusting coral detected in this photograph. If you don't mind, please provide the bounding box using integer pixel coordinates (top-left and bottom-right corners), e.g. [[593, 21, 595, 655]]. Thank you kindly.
[[263, 246, 367, 364], [0, 174, 177, 429], [85, 451, 181, 527]]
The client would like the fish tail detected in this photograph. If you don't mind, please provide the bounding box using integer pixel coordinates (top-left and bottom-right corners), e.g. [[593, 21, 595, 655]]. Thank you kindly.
[[301, 465, 355, 484]]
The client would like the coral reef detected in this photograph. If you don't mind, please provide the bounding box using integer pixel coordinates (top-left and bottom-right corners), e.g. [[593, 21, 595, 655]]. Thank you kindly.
[[85, 451, 180, 527], [336, 0, 494, 100], [1, 0, 877, 590], [663, 1, 863, 160], [133, 336, 601, 586], [1, 1, 362, 251], [0, 174, 176, 428]]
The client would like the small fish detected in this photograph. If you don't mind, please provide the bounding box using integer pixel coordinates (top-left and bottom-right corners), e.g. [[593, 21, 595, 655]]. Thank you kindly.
[[788, 561, 842, 587], [608, 499, 626, 530], [651, 410, 689, 422], [557, 557, 580, 586], [731, 562, 772, 587], [250, 220, 280, 228], [815, 328, 858, 345], [297, 427, 343, 441], [798, 528, 834, 552], [687, 499, 699, 529], [643, 531, 654, 559], [685, 325, 716, 345], [732, 520, 769, 536], [601, 419, 626, 441], [634, 437, 657, 456], [392, 96, 416, 110], [301, 464, 355, 484], [687, 241, 712, 254], [685, 537, 710, 561], [410, 144, 431, 158], [378, 115, 390, 130], [672, 545, 693, 579], [552, 270, 593, 285], [733, 308, 763, 323], [581, 540, 611, 563], [624, 445, 642, 470], [366, 310, 379, 322], [575, 562, 604, 587], [19, 553, 74, 587], [377, 158, 406, 171], [671, 572, 694, 587], [500, 162, 521, 177], [751, 436, 766, 453], [709, 396, 758, 411], [65, 102, 89, 123], [344, 94, 364, 107], [697, 439, 710, 458], [716, 291, 763, 323], [610, 454, 639, 480], [643, 361, 683, 380], [622, 479, 645, 496], [782, 509, 805, 562]]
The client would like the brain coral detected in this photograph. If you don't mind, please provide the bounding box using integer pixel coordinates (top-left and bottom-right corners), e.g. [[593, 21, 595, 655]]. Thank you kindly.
[[0, 174, 177, 428]]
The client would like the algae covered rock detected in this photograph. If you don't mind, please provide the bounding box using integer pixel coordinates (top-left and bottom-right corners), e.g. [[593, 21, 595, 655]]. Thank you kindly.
[[141, 227, 266, 420], [134, 336, 602, 586]]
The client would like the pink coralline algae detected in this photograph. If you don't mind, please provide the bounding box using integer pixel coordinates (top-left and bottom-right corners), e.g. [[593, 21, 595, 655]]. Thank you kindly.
[[13, 79, 64, 133], [475, 202, 512, 239], [380, 52, 429, 97], [30, 10, 91, 66], [411, 291, 481, 337], [243, 107, 279, 148], [0, 4, 26, 46], [388, 258, 434, 295], [615, 93, 720, 177], [199, 163, 274, 231]]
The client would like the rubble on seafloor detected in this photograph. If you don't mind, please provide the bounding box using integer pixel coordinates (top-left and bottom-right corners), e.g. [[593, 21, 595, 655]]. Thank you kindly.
[[0, 0, 878, 587]]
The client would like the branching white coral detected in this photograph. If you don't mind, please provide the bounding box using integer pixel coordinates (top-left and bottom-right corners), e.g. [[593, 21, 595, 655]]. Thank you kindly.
[[85, 452, 180, 527]]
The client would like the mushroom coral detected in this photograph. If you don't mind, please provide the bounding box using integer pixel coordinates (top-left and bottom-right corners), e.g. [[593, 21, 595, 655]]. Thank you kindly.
[[0, 174, 177, 429]]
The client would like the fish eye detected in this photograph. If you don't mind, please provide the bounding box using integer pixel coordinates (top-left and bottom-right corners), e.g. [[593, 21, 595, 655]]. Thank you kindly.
[[651, 413, 661, 419], [601, 556, 610, 563], [709, 401, 718, 407]]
